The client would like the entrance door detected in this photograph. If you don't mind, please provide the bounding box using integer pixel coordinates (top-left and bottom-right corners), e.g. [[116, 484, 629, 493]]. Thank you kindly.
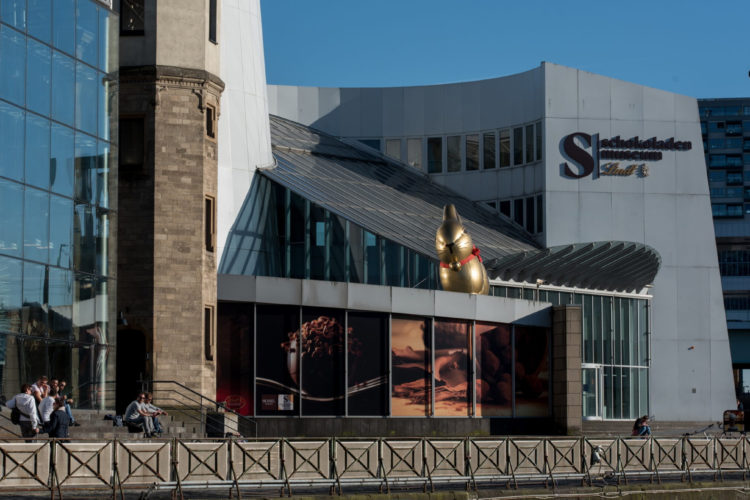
[[582, 364, 602, 420]]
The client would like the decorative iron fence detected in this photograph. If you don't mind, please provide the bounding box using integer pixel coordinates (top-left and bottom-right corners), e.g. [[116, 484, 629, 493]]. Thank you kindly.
[[1, 436, 749, 497]]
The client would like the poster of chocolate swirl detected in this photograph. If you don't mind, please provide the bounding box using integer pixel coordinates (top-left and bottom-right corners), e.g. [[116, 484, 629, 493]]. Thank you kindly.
[[255, 304, 300, 416], [475, 322, 512, 416], [433, 319, 470, 416], [347, 312, 388, 416], [514, 325, 550, 416], [295, 308, 346, 416], [391, 316, 431, 416]]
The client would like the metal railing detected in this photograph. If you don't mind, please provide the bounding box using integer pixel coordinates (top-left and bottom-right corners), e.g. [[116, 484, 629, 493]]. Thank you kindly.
[[139, 380, 258, 438], [2, 436, 750, 498]]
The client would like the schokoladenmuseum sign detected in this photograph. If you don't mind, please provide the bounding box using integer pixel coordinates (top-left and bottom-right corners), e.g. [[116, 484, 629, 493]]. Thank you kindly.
[[561, 133, 693, 179]]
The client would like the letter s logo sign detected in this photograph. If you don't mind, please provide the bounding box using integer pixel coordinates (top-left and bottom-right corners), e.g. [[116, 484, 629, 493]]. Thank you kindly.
[[562, 132, 594, 179]]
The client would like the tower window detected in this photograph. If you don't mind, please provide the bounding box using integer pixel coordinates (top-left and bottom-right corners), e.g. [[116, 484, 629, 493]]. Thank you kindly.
[[204, 305, 214, 361], [205, 195, 216, 252], [121, 0, 145, 35], [206, 104, 216, 139]]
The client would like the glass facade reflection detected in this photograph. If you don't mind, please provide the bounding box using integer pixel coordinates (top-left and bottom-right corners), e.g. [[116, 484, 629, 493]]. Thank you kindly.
[[0, 0, 117, 409], [220, 176, 440, 289]]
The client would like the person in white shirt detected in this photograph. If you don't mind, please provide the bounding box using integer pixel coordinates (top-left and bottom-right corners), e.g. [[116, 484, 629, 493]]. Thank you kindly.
[[30, 376, 49, 405], [7, 384, 41, 439], [38, 388, 58, 429]]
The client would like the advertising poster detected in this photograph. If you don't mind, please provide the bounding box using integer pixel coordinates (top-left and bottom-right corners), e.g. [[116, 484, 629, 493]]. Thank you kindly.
[[475, 322, 512, 416], [433, 319, 470, 416], [255, 305, 299, 416], [347, 312, 388, 416], [514, 326, 550, 416], [391, 316, 431, 416], [216, 302, 254, 415], [298, 308, 345, 415]]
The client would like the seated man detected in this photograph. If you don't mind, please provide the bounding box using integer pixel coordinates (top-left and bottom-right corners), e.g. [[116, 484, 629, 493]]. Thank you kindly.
[[57, 380, 79, 426], [144, 393, 167, 435], [38, 388, 57, 431], [30, 376, 49, 406], [124, 393, 155, 437]]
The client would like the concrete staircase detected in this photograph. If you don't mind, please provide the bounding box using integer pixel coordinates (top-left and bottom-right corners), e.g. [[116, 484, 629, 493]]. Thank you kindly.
[[0, 407, 206, 440]]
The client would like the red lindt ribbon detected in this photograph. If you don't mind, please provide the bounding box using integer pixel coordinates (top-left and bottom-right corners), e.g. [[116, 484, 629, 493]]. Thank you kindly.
[[440, 245, 483, 268]]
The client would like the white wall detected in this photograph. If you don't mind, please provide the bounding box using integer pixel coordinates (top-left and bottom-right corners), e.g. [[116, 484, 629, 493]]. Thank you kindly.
[[217, 0, 274, 263], [542, 62, 734, 421]]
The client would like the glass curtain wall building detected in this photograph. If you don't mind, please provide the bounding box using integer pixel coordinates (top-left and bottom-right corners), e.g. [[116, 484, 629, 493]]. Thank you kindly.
[[0, 0, 117, 408]]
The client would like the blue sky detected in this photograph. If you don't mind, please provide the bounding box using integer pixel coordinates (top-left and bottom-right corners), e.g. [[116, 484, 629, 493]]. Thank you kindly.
[[261, 0, 749, 98]]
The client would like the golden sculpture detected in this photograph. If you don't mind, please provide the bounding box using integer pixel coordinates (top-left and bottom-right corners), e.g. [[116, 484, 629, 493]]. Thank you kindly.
[[435, 204, 489, 295]]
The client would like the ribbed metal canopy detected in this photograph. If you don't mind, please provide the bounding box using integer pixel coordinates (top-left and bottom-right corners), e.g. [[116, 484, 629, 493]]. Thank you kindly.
[[264, 115, 661, 293], [485, 242, 661, 292]]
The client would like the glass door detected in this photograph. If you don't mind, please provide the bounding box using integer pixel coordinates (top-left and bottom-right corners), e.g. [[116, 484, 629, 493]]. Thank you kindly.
[[582, 364, 602, 420]]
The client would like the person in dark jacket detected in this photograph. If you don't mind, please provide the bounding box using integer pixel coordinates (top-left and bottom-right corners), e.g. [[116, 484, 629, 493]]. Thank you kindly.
[[45, 399, 70, 439]]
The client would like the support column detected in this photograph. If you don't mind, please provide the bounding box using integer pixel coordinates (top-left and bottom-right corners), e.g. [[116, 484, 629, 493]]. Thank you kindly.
[[552, 305, 582, 435]]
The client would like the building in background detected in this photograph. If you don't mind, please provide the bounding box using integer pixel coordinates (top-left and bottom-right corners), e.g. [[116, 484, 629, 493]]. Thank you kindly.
[[0, 0, 118, 408], [699, 98, 750, 402]]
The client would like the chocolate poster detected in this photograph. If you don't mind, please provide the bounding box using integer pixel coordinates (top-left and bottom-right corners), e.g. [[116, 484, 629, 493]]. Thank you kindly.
[[347, 312, 388, 416], [433, 320, 470, 416], [255, 305, 299, 416], [391, 316, 431, 416], [475, 322, 512, 416]]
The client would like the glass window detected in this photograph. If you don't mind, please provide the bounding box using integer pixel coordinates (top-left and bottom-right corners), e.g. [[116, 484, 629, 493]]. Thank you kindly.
[[24, 187, 50, 264], [73, 202, 95, 272], [0, 256, 22, 334], [475, 322, 512, 416], [347, 312, 388, 416], [709, 122, 725, 133], [728, 204, 744, 217], [119, 117, 144, 169], [709, 170, 726, 182], [52, 0, 75, 54], [499, 129, 510, 167], [710, 155, 727, 168], [385, 138, 400, 160], [255, 304, 299, 415], [52, 51, 75, 125], [26, 38, 51, 116], [536, 195, 543, 233], [384, 239, 403, 287], [347, 222, 363, 283], [23, 261, 50, 337], [427, 137, 442, 173], [727, 172, 744, 185], [98, 71, 110, 140], [525, 197, 535, 233], [0, 179, 23, 258], [309, 205, 325, 280], [25, 115, 50, 190], [728, 156, 743, 167], [28, 0, 52, 43], [120, 0, 144, 34], [364, 230, 380, 285], [709, 138, 725, 149], [583, 295, 593, 362], [74, 133, 96, 203], [535, 122, 542, 161], [727, 138, 743, 149], [447, 135, 461, 172], [466, 134, 479, 171], [513, 127, 523, 165], [700, 122, 707, 134], [96, 209, 108, 276], [515, 326, 549, 417], [499, 199, 510, 217], [726, 106, 741, 116], [726, 122, 743, 135], [208, 0, 217, 43], [50, 194, 72, 268], [713, 204, 727, 217], [483, 132, 495, 169], [391, 316, 431, 416], [407, 138, 421, 170], [525, 124, 534, 163], [0, 25, 25, 106], [1, 0, 26, 29], [358, 138, 380, 150], [98, 7, 113, 72], [75, 0, 98, 66], [48, 267, 72, 339], [96, 141, 109, 208], [300, 308, 345, 416], [216, 302, 254, 415], [513, 198, 523, 225], [50, 123, 74, 197], [330, 213, 346, 283], [76, 62, 97, 135], [593, 294, 603, 364], [0, 101, 25, 181]]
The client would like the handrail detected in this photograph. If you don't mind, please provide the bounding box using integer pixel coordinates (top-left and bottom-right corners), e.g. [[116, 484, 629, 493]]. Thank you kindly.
[[139, 380, 257, 437]]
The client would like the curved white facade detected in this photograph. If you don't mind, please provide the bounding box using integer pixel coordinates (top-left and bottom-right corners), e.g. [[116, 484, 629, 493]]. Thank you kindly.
[[217, 0, 274, 262], [267, 63, 735, 421]]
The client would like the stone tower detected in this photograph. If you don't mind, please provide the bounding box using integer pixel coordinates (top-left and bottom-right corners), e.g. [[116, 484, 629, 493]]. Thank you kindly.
[[117, 0, 223, 403]]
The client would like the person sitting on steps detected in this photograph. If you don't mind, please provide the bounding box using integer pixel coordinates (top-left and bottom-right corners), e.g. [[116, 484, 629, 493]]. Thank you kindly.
[[124, 393, 156, 437], [144, 393, 167, 436]]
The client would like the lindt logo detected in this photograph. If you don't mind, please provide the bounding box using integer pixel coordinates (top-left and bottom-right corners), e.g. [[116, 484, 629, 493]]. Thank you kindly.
[[561, 133, 692, 179]]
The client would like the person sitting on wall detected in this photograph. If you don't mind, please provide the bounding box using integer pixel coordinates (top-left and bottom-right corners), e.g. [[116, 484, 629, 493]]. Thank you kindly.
[[57, 380, 80, 427], [30, 376, 49, 406], [38, 388, 57, 431], [144, 393, 167, 436], [6, 384, 41, 439], [632, 415, 651, 437], [124, 393, 156, 437], [45, 398, 70, 439]]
